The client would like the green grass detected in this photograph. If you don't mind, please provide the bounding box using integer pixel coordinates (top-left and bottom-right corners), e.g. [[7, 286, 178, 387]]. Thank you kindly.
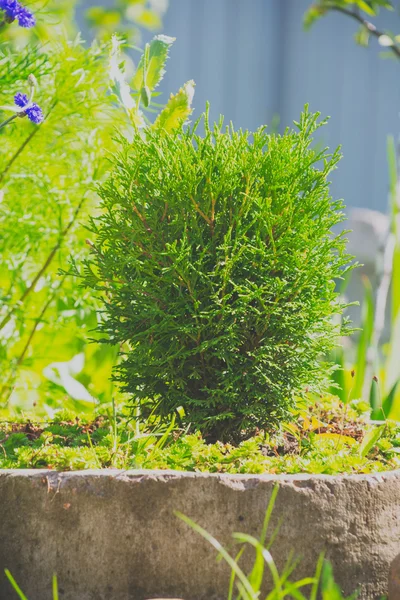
[[0, 398, 399, 474]]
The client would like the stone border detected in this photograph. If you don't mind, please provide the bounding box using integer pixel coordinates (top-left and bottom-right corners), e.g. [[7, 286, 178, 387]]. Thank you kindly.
[[0, 469, 399, 599]]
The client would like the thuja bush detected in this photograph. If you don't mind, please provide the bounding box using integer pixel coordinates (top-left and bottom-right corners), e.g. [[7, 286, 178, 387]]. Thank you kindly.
[[82, 107, 354, 441]]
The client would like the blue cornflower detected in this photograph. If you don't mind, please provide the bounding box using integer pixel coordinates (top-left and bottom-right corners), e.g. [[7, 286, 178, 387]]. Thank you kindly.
[[14, 92, 29, 108], [14, 92, 44, 124], [16, 4, 35, 27], [0, 0, 18, 19], [0, 0, 35, 28]]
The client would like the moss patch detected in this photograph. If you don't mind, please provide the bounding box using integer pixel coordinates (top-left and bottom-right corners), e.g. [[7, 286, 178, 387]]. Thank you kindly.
[[0, 399, 399, 474]]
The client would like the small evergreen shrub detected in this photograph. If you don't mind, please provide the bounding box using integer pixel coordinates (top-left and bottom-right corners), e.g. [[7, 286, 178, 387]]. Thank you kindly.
[[82, 107, 353, 440]]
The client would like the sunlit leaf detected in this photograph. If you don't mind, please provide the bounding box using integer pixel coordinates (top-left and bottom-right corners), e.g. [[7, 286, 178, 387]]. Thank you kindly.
[[356, 0, 376, 16], [369, 377, 381, 419], [132, 34, 175, 91], [359, 425, 385, 457], [354, 25, 371, 47], [315, 433, 357, 446], [153, 80, 195, 132], [134, 9, 162, 30], [109, 35, 136, 112], [353, 276, 374, 400], [382, 379, 400, 419]]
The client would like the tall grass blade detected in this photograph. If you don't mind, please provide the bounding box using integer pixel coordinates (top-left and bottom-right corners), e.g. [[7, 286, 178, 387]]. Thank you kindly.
[[381, 379, 399, 419], [247, 483, 280, 592], [232, 533, 282, 599], [387, 136, 400, 324], [353, 277, 374, 400], [175, 512, 257, 599], [329, 347, 346, 403], [359, 425, 385, 458], [4, 570, 28, 600], [310, 553, 325, 600], [369, 377, 381, 419], [52, 575, 59, 600], [228, 547, 246, 600]]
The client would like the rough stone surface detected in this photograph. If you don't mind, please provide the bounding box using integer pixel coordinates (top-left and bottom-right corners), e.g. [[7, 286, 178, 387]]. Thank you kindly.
[[389, 553, 400, 600], [0, 469, 399, 600]]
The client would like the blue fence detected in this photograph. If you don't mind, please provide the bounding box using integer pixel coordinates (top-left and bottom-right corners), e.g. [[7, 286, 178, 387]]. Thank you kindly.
[[80, 0, 400, 211], [145, 0, 400, 212]]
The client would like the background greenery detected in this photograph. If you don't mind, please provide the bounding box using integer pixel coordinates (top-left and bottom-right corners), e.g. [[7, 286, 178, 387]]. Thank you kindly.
[[2, 0, 400, 431], [0, 1, 168, 419]]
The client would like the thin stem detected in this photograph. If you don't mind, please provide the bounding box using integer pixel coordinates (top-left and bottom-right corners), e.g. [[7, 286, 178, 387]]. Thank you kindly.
[[0, 113, 18, 130], [0, 277, 66, 405], [0, 126, 38, 184], [328, 4, 400, 59], [0, 101, 56, 184], [0, 194, 87, 332], [362, 232, 395, 399]]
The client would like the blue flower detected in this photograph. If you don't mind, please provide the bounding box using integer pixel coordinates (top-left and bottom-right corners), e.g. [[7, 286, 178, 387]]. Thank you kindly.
[[14, 92, 29, 108], [14, 92, 44, 124], [16, 4, 34, 27], [0, 0, 35, 28], [0, 0, 18, 19], [25, 103, 43, 124]]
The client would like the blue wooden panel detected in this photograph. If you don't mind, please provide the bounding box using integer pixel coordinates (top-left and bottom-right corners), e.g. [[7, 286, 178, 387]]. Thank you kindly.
[[150, 0, 282, 130], [80, 0, 400, 211]]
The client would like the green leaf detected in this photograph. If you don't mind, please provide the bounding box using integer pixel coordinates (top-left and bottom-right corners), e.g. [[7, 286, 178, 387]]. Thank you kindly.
[[247, 484, 279, 592], [175, 512, 257, 600], [354, 25, 371, 47], [359, 425, 385, 457], [369, 377, 381, 419], [153, 80, 195, 133], [356, 0, 376, 16], [140, 85, 151, 108], [52, 574, 59, 600], [321, 560, 357, 600], [134, 9, 162, 30], [303, 5, 327, 30], [329, 347, 346, 403], [132, 34, 175, 92], [109, 35, 136, 113], [388, 136, 400, 324], [109, 36, 145, 127], [4, 570, 28, 600], [353, 277, 374, 400], [384, 312, 400, 395], [382, 379, 399, 419]]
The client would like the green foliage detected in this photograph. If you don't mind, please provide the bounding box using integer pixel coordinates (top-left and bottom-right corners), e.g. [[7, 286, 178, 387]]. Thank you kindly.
[[305, 0, 400, 419], [5, 570, 59, 600], [304, 1, 400, 56], [153, 79, 195, 132], [321, 561, 358, 600], [108, 34, 194, 130], [0, 38, 125, 414], [305, 0, 393, 29], [178, 489, 357, 600], [2, 399, 398, 474], [78, 104, 354, 440], [0, 23, 188, 417], [86, 0, 168, 41], [132, 33, 175, 93], [0, 0, 79, 46]]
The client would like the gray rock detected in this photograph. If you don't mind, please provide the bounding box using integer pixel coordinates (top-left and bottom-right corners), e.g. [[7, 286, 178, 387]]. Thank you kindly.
[[0, 469, 399, 600], [389, 553, 400, 600]]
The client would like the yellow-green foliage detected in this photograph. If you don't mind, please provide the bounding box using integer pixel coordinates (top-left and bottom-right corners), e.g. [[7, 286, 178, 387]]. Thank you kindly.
[[80, 106, 354, 440], [0, 39, 124, 413]]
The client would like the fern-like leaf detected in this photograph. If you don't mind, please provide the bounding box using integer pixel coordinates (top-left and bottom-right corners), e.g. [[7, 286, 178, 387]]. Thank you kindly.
[[153, 80, 195, 133], [132, 34, 175, 92]]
